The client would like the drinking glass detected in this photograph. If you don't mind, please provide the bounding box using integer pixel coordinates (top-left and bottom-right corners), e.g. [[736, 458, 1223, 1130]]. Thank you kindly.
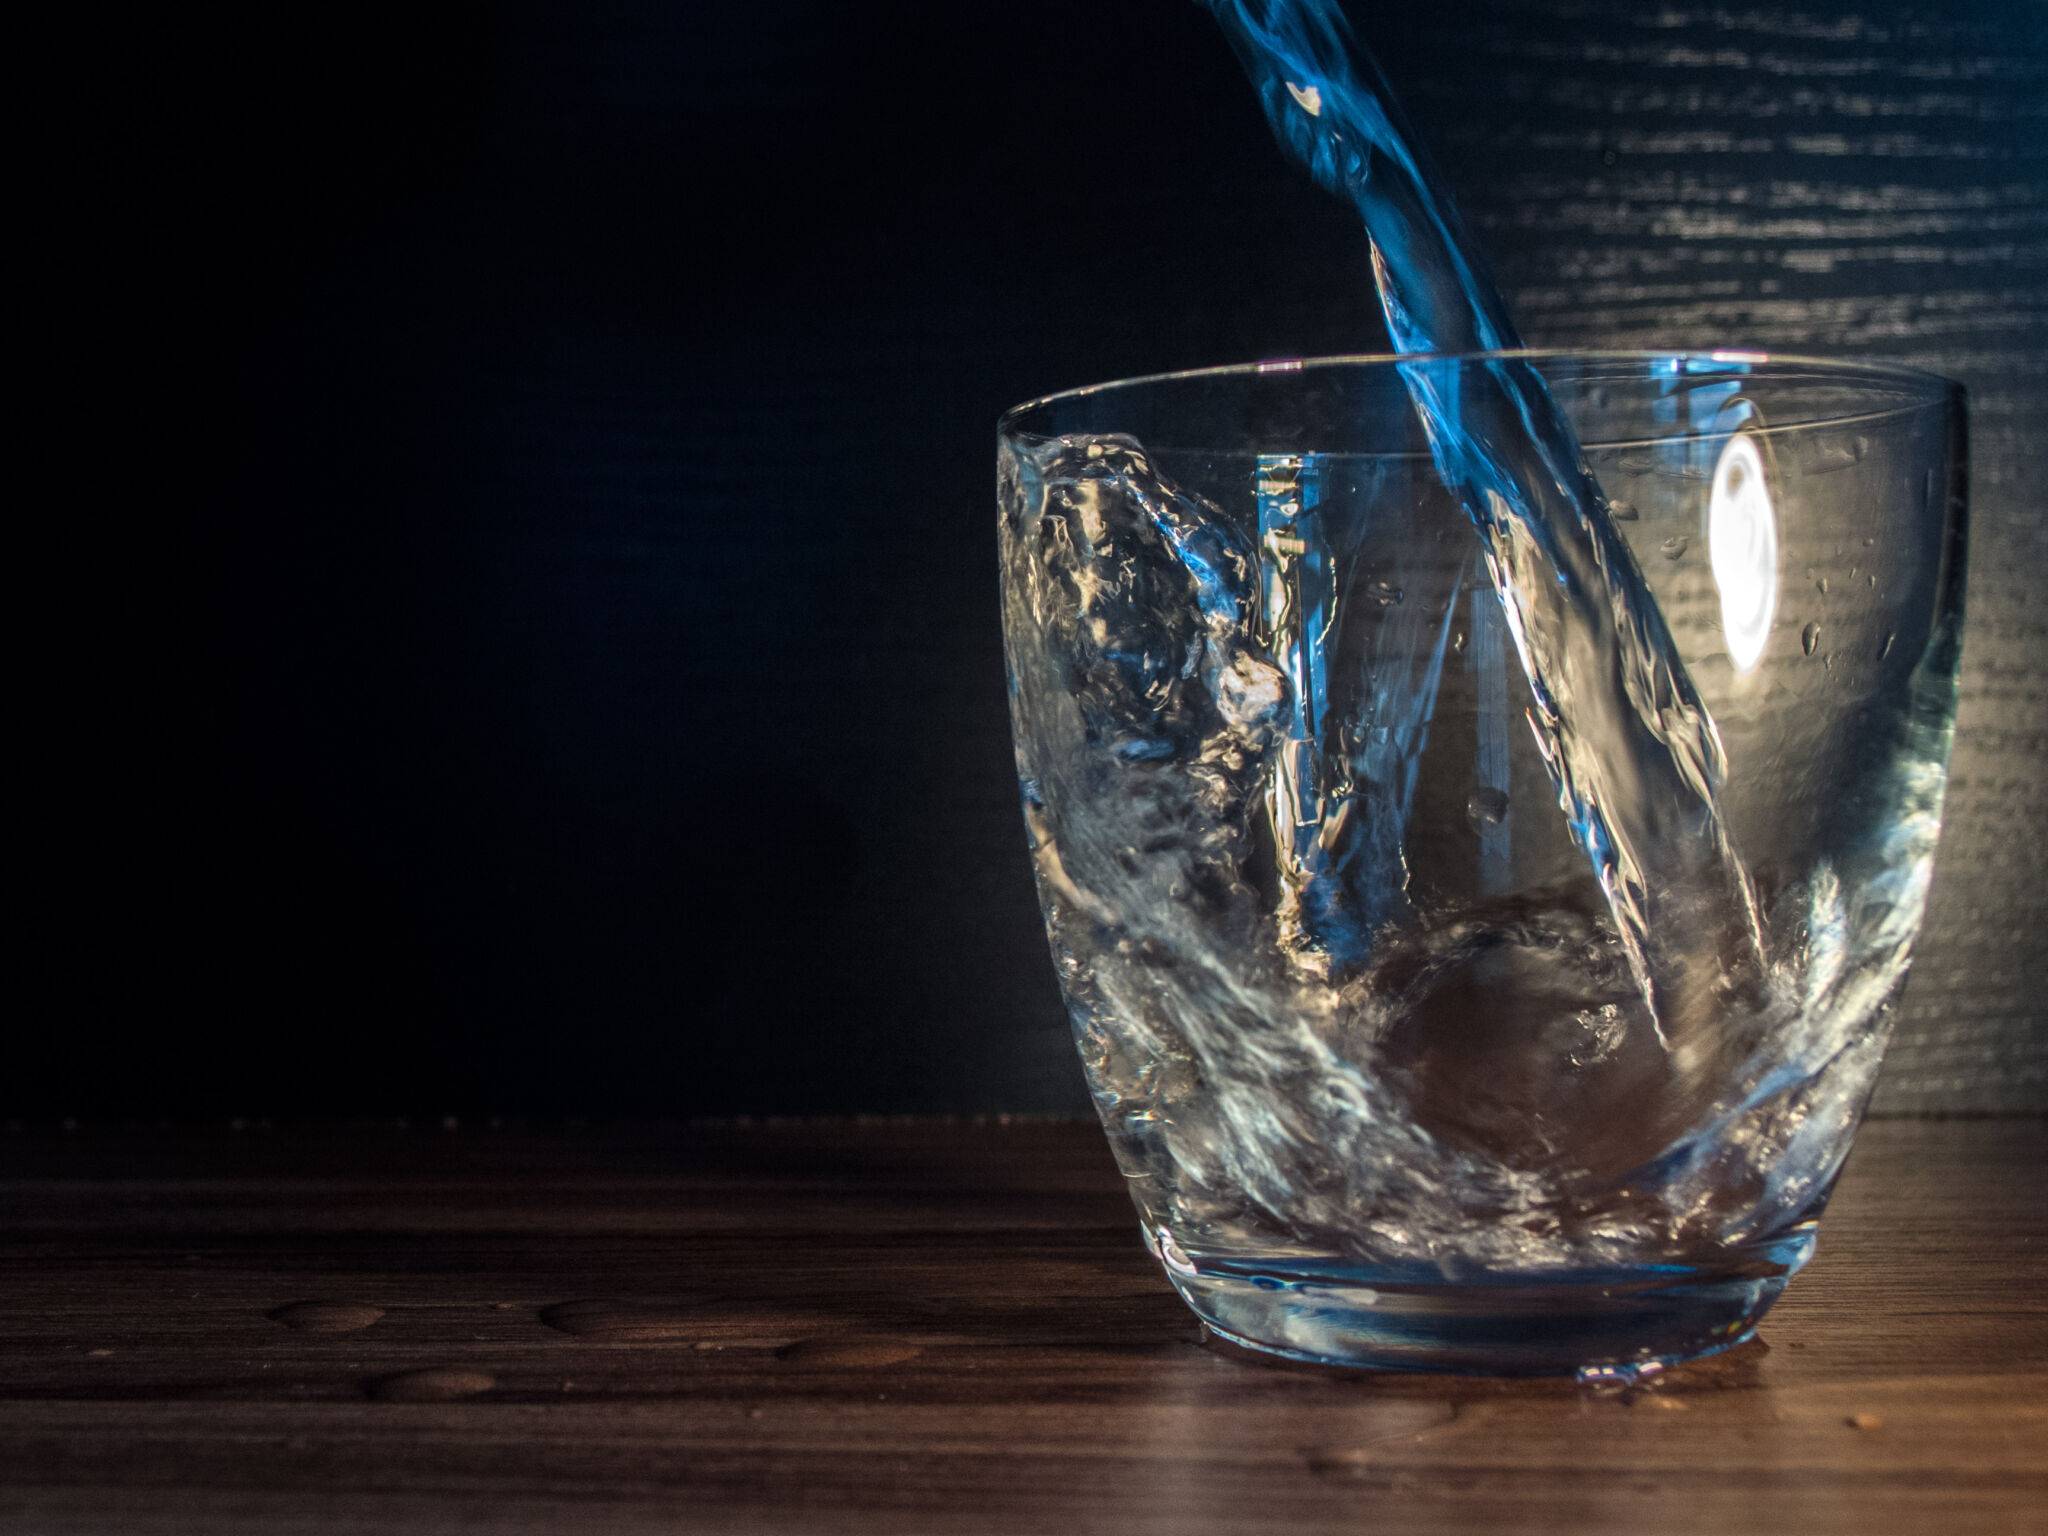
[[998, 351, 1966, 1375]]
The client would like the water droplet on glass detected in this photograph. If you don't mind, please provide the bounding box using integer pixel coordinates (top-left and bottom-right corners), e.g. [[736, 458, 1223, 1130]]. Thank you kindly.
[[1801, 622, 1821, 656], [1880, 631, 1895, 660], [1608, 498, 1639, 521], [1451, 630, 1467, 654], [1371, 580, 1403, 606], [1154, 1227, 1199, 1277], [1816, 577, 1829, 594], [1868, 573, 1878, 588], [1661, 535, 1689, 560], [1465, 786, 1510, 834]]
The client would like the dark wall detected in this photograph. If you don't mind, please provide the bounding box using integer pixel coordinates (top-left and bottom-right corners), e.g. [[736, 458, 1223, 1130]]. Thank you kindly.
[[28, 0, 2044, 1116]]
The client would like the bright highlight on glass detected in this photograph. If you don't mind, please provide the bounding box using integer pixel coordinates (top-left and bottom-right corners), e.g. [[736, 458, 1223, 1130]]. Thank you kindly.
[[1711, 432, 1778, 673]]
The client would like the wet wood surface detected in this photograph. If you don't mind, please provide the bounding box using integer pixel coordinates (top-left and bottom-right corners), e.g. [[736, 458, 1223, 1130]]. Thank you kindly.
[[0, 1117, 2041, 1534]]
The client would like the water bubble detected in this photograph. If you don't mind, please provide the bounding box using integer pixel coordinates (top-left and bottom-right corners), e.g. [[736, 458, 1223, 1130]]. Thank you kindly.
[[1868, 574, 1878, 588], [1608, 498, 1639, 521], [1452, 629, 1467, 654], [1155, 1227, 1199, 1276], [1807, 434, 1869, 475], [1802, 622, 1821, 656], [1466, 786, 1510, 834], [1880, 631, 1895, 660], [1661, 535, 1690, 560], [1816, 577, 1829, 594]]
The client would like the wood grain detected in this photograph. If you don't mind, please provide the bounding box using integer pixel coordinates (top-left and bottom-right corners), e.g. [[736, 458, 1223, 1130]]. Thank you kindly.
[[0, 1118, 2040, 1534]]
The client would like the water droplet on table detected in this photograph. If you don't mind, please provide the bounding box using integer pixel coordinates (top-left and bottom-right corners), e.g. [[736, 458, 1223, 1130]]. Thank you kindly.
[[539, 1298, 716, 1341], [370, 1368, 496, 1403], [775, 1338, 922, 1368], [269, 1301, 384, 1334]]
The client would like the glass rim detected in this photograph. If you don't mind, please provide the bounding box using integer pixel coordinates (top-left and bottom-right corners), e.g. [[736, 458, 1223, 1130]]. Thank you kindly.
[[998, 348, 1960, 434]]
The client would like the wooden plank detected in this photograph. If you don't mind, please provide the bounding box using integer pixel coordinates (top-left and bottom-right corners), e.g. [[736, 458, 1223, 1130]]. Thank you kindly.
[[0, 1118, 2040, 1533]]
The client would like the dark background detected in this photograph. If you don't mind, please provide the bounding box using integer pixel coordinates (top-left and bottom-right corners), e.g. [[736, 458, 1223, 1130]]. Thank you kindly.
[[29, 0, 2044, 1118]]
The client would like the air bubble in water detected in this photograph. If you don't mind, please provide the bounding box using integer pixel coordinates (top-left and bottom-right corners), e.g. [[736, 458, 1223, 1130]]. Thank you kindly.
[[1466, 786, 1510, 834]]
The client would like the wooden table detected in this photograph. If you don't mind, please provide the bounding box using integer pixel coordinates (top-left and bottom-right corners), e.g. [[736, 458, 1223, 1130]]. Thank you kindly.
[[0, 1118, 2041, 1533]]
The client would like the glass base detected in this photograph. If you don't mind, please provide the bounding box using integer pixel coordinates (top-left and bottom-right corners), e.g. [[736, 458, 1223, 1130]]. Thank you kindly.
[[1162, 1232, 1814, 1377]]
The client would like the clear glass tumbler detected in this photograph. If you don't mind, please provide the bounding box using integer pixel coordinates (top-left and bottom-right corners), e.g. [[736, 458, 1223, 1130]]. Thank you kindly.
[[998, 352, 1966, 1375]]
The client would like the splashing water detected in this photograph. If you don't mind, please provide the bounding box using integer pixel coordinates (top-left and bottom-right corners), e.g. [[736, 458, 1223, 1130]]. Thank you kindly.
[[1202, 0, 1765, 1052], [997, 1, 1953, 1280]]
